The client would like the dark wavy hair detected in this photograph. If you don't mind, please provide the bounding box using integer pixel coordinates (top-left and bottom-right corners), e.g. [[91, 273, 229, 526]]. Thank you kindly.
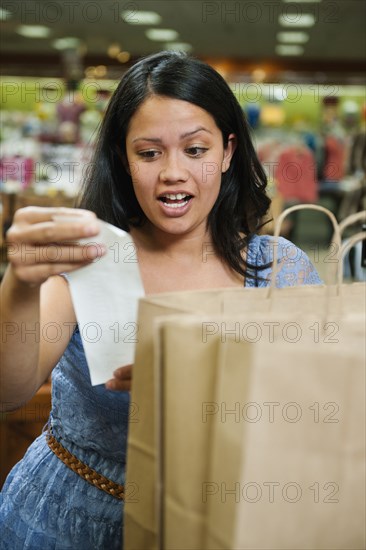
[[79, 50, 271, 279]]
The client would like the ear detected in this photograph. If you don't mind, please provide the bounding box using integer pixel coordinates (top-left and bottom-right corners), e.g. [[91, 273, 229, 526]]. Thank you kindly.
[[222, 133, 237, 173]]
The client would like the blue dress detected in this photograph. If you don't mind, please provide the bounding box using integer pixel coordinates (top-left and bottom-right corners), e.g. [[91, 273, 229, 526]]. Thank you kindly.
[[0, 236, 321, 549]]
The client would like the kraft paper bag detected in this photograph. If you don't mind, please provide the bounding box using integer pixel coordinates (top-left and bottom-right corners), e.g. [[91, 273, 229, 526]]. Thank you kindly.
[[153, 300, 365, 550], [202, 312, 365, 549], [124, 282, 366, 550], [123, 286, 295, 547], [124, 289, 266, 549]]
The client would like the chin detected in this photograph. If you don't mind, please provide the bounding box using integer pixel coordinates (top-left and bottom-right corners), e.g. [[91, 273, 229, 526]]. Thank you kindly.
[[154, 219, 197, 236]]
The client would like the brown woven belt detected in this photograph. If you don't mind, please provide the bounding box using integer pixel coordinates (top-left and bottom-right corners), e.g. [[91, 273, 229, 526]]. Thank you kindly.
[[46, 425, 125, 500]]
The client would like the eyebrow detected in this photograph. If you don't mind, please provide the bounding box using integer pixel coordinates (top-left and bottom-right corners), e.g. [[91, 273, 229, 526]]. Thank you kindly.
[[132, 126, 212, 143]]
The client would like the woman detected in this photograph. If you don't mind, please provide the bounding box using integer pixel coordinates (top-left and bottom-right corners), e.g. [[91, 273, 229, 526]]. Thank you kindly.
[[0, 51, 321, 549]]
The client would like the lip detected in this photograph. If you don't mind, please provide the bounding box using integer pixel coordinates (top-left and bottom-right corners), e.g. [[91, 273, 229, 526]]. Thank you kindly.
[[157, 195, 193, 218]]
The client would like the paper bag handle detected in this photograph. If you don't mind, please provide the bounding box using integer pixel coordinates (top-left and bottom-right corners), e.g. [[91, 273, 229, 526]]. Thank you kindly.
[[270, 203, 341, 291], [336, 211, 366, 284], [338, 211, 366, 234], [338, 231, 366, 284]]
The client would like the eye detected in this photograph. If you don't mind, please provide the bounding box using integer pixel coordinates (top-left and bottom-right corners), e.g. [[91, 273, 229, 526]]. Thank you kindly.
[[137, 150, 160, 159], [185, 146, 208, 157]]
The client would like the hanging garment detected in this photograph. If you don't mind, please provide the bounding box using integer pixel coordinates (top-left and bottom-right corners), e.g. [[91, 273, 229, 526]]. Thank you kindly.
[[274, 146, 318, 203]]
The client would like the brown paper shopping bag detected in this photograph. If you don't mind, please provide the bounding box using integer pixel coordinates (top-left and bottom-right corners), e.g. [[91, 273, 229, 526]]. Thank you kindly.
[[152, 303, 365, 550], [124, 206, 366, 550], [151, 250, 365, 549], [202, 308, 365, 549], [124, 284, 357, 549], [132, 291, 365, 550]]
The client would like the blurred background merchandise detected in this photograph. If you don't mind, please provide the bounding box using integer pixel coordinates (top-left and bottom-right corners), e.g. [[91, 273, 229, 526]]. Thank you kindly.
[[0, 0, 365, 267]]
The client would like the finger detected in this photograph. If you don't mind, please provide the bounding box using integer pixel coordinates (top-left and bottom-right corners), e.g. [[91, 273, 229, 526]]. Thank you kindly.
[[13, 206, 96, 224], [105, 378, 131, 392], [113, 365, 133, 380], [7, 218, 101, 245]]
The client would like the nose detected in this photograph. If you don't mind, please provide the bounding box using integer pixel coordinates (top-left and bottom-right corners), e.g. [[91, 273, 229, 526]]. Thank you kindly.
[[159, 153, 189, 184]]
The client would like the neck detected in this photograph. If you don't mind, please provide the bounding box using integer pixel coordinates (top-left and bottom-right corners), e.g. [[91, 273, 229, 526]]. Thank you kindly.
[[130, 223, 216, 264]]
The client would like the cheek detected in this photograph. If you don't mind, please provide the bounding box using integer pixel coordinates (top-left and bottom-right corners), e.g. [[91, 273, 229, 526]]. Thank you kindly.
[[203, 172, 222, 211], [130, 164, 155, 192], [128, 161, 140, 181], [198, 156, 223, 186], [199, 169, 222, 198]]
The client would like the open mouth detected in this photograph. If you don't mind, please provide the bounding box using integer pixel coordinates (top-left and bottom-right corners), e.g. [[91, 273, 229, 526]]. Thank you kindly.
[[158, 193, 193, 209]]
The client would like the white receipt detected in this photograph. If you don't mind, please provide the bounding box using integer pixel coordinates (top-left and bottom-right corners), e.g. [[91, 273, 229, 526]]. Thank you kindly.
[[66, 221, 145, 385]]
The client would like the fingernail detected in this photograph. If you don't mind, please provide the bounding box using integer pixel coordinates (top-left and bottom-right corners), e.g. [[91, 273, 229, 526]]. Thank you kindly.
[[85, 244, 105, 259], [97, 244, 107, 255]]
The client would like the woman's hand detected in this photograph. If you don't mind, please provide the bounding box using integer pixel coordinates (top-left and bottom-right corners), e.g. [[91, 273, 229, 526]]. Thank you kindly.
[[105, 365, 132, 392], [5, 206, 105, 286]]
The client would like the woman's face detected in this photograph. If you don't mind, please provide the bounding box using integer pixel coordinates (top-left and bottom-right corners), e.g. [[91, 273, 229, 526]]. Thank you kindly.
[[125, 95, 236, 239]]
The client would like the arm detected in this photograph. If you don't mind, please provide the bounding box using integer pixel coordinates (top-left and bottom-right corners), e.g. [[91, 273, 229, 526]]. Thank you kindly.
[[0, 206, 104, 411]]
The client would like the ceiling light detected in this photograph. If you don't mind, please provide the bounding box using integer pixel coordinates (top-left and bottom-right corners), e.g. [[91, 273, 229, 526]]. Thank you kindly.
[[165, 42, 193, 53], [277, 32, 309, 43], [0, 7, 12, 20], [279, 13, 315, 27], [108, 43, 121, 57], [117, 51, 131, 63], [16, 25, 51, 38], [52, 37, 81, 50], [121, 10, 161, 25], [145, 29, 179, 41], [282, 0, 321, 3], [276, 44, 304, 55]]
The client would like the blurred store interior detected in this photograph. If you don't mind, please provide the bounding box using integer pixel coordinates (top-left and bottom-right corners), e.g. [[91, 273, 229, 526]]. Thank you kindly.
[[0, 0, 365, 486], [0, 0, 365, 269]]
